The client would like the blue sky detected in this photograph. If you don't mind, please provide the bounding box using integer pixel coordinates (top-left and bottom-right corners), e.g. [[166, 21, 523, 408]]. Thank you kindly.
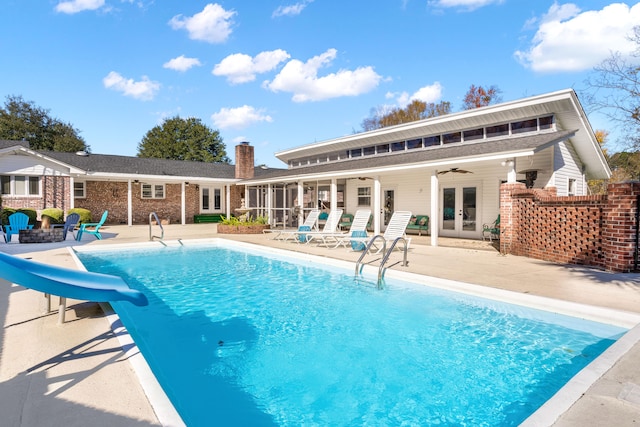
[[1, 1, 638, 166]]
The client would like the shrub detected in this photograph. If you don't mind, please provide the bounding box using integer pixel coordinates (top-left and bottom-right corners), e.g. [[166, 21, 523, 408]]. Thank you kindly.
[[220, 214, 269, 226], [1, 208, 37, 226], [42, 208, 64, 224], [67, 208, 92, 224]]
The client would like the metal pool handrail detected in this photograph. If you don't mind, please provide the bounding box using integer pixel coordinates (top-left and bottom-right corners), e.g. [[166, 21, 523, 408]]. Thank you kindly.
[[149, 212, 164, 241]]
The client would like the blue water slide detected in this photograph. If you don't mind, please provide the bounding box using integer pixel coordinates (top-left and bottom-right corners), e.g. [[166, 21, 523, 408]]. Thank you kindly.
[[0, 252, 147, 322]]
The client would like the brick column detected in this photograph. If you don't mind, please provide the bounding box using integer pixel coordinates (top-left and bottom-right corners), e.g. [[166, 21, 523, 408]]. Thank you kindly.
[[499, 182, 526, 255], [602, 182, 640, 272]]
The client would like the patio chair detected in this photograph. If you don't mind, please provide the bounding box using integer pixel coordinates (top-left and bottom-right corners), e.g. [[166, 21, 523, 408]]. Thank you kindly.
[[51, 213, 80, 240], [295, 209, 344, 244], [349, 211, 413, 253], [328, 209, 372, 249], [482, 215, 500, 242], [76, 210, 108, 241], [338, 213, 354, 230], [264, 209, 321, 242], [4, 212, 34, 242]]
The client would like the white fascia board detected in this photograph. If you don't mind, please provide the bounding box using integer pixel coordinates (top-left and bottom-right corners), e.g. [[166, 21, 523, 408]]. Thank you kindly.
[[77, 172, 239, 184]]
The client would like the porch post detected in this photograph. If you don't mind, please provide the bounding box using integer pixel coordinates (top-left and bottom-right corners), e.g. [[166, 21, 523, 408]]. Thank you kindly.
[[330, 179, 337, 211], [225, 185, 231, 218], [297, 182, 304, 227], [181, 182, 186, 225], [266, 183, 273, 226], [373, 176, 381, 235], [127, 179, 133, 226], [430, 171, 439, 247], [506, 159, 516, 183], [69, 176, 75, 210]]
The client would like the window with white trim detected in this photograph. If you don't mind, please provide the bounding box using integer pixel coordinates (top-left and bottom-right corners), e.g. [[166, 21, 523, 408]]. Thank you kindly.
[[74, 181, 85, 198], [141, 183, 165, 199], [0, 175, 40, 196], [357, 187, 371, 206]]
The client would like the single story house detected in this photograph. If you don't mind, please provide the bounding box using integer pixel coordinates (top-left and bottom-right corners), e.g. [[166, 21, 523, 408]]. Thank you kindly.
[[0, 88, 609, 247]]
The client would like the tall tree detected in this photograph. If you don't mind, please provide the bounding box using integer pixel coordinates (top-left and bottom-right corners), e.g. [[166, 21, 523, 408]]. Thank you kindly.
[[0, 95, 88, 152], [362, 99, 451, 131], [462, 85, 502, 110], [137, 116, 230, 163], [583, 25, 640, 149]]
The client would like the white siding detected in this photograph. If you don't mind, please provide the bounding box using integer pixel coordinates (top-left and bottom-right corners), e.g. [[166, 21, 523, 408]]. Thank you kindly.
[[0, 153, 69, 176], [552, 140, 586, 196]]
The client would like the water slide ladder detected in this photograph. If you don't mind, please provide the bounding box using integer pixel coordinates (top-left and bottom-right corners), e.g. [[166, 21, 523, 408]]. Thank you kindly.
[[149, 212, 164, 242], [355, 235, 409, 289]]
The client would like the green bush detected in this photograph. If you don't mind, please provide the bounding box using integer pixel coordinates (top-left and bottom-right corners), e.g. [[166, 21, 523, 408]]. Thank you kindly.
[[220, 214, 269, 225], [1, 207, 16, 225], [42, 208, 64, 224], [67, 208, 92, 224]]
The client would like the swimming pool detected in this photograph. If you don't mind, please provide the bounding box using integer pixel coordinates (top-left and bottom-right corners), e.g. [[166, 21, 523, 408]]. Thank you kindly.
[[74, 240, 628, 426]]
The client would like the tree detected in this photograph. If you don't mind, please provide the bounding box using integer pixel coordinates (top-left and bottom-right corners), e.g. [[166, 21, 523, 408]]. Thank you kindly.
[[137, 116, 230, 163], [587, 129, 610, 194], [0, 95, 88, 152], [583, 25, 640, 149], [462, 85, 502, 110], [361, 99, 451, 131]]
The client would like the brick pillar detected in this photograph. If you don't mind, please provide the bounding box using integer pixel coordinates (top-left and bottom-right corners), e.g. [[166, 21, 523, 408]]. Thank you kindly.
[[235, 142, 254, 179], [602, 182, 640, 272], [499, 182, 526, 255]]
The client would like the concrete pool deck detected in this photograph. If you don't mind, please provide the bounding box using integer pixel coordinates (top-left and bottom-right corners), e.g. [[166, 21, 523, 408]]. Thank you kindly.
[[1, 223, 640, 426]]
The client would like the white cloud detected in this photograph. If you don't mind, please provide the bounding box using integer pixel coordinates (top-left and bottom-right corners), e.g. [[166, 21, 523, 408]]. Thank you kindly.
[[272, 0, 314, 17], [211, 105, 273, 129], [391, 82, 443, 106], [103, 71, 160, 101], [169, 3, 236, 44], [428, 0, 503, 12], [163, 55, 202, 72], [515, 2, 640, 72], [55, 0, 105, 14], [264, 48, 382, 102], [213, 50, 291, 84]]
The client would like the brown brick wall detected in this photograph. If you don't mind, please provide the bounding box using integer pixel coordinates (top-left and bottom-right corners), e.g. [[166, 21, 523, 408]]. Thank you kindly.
[[2, 176, 71, 217], [77, 181, 201, 224], [501, 181, 640, 272]]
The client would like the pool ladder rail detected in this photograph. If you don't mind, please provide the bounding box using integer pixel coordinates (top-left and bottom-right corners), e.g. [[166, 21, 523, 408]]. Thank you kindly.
[[149, 212, 165, 242], [355, 235, 409, 289]]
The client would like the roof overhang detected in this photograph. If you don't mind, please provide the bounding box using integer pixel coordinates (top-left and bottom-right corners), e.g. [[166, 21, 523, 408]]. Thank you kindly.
[[274, 89, 610, 179]]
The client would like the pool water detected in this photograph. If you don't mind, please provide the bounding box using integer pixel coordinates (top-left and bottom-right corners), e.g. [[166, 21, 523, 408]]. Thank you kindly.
[[76, 243, 625, 427]]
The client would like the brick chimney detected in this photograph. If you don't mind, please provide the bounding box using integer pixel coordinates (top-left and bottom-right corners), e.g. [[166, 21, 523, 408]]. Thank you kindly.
[[235, 142, 254, 179]]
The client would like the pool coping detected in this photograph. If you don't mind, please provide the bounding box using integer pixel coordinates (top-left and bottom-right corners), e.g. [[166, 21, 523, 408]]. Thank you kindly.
[[71, 238, 640, 426]]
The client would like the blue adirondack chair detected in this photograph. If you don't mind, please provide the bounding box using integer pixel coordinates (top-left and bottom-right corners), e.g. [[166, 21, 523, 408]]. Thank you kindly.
[[4, 212, 34, 242], [51, 213, 80, 240], [76, 211, 108, 241]]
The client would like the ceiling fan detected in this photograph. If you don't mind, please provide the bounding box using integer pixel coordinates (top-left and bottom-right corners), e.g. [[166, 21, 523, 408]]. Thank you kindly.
[[437, 168, 473, 175]]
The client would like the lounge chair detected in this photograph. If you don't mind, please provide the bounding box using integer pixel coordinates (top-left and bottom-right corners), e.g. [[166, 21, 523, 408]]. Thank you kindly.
[[294, 209, 344, 244], [482, 215, 500, 241], [349, 210, 413, 253], [264, 209, 321, 242], [51, 213, 80, 240], [338, 213, 354, 231], [76, 210, 108, 241], [4, 212, 34, 242], [326, 209, 372, 248]]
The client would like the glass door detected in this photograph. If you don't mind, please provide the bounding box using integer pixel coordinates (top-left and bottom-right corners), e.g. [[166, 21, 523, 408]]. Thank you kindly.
[[200, 186, 222, 213], [440, 185, 477, 237]]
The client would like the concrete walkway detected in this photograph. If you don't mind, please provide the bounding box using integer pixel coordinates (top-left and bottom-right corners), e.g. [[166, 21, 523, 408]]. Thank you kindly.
[[1, 224, 640, 426]]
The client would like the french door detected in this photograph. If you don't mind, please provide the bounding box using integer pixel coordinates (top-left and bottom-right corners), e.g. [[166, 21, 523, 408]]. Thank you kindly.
[[200, 186, 222, 213], [440, 185, 478, 238]]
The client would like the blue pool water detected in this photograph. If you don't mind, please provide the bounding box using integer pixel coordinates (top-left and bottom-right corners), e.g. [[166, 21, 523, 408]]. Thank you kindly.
[[76, 243, 626, 427]]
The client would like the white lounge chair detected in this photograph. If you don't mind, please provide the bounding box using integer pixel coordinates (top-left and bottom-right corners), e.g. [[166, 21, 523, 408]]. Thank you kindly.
[[325, 209, 372, 248], [293, 209, 343, 244], [263, 209, 320, 241], [349, 210, 412, 253]]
